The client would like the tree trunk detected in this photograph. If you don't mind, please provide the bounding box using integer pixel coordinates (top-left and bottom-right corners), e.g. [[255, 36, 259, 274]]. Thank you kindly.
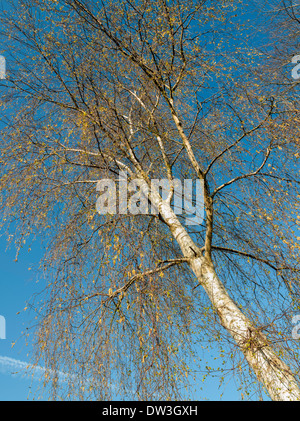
[[191, 258, 300, 401], [157, 198, 300, 401]]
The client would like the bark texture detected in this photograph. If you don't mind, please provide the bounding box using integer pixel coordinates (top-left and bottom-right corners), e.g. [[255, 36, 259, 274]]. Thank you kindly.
[[158, 197, 300, 401]]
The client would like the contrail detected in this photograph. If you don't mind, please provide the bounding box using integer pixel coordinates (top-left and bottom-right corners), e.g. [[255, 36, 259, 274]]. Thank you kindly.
[[0, 355, 70, 382], [0, 355, 120, 395]]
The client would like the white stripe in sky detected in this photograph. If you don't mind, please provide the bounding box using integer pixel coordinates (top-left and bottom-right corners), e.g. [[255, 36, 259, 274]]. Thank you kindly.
[[0, 355, 70, 382], [0, 355, 133, 396]]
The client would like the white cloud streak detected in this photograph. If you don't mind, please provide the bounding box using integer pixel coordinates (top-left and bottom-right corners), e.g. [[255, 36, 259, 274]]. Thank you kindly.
[[0, 355, 70, 383]]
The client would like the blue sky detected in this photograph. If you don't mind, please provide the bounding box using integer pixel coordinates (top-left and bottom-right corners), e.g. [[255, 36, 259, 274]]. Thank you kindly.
[[0, 0, 280, 401], [0, 235, 48, 400], [0, 0, 48, 401], [0, 232, 247, 401]]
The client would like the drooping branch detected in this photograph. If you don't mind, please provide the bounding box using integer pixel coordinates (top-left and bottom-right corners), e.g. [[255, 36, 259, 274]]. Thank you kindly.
[[212, 146, 272, 197]]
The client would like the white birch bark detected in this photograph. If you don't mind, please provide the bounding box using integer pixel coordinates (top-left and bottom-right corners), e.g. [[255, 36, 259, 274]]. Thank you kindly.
[[154, 196, 300, 401]]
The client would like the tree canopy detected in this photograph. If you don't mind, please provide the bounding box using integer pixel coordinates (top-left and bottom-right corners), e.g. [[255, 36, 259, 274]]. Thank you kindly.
[[0, 0, 300, 400]]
